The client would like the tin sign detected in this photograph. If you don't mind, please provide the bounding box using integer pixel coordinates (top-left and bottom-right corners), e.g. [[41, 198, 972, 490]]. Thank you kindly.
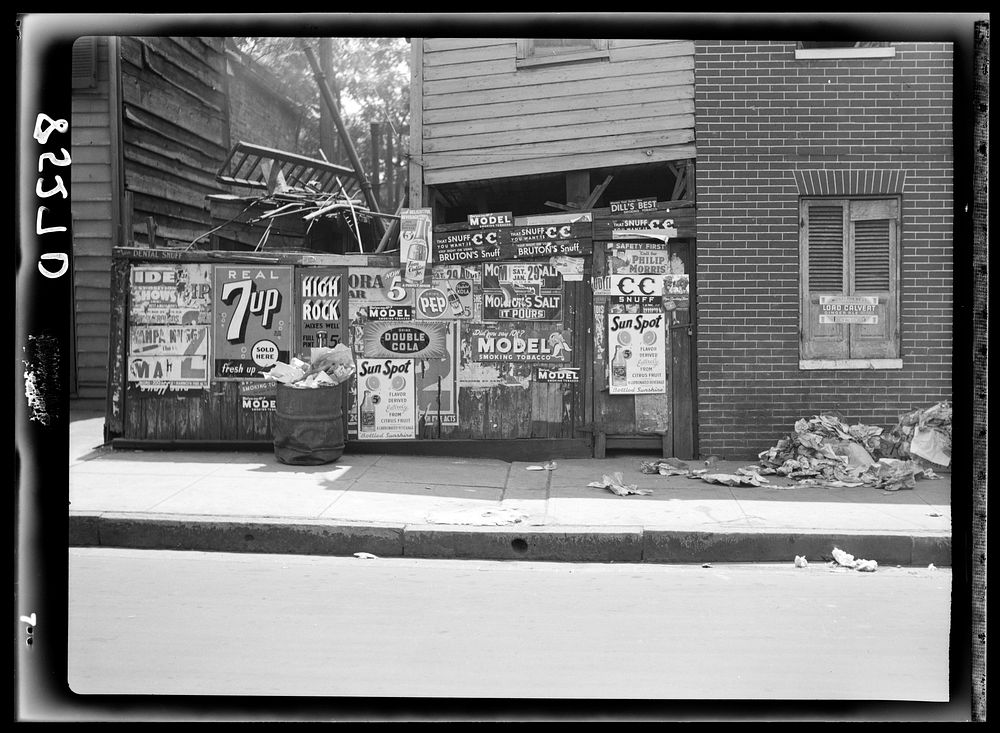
[[362, 321, 449, 360], [432, 228, 507, 264], [591, 274, 664, 297], [297, 267, 346, 353], [482, 261, 563, 321], [213, 266, 293, 380], [609, 197, 657, 214], [467, 211, 513, 228], [819, 295, 881, 324], [605, 242, 670, 274], [534, 365, 581, 383], [356, 358, 417, 440], [399, 207, 432, 284]]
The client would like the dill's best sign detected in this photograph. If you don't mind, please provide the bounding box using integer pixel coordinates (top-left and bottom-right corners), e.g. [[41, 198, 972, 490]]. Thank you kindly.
[[297, 267, 347, 353], [214, 266, 292, 379]]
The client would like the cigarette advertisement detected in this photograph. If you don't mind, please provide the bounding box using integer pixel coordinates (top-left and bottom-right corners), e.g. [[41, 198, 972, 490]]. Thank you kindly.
[[129, 263, 213, 325], [213, 266, 293, 380], [482, 261, 563, 321], [607, 312, 666, 395], [356, 358, 417, 440], [296, 266, 347, 354], [399, 207, 432, 284], [605, 242, 671, 274]]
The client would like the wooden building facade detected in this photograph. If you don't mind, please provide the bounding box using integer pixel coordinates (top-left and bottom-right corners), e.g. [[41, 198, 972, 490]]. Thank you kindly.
[[70, 36, 303, 410]]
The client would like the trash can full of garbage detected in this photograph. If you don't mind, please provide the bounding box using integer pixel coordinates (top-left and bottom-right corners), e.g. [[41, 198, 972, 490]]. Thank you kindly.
[[272, 382, 346, 465]]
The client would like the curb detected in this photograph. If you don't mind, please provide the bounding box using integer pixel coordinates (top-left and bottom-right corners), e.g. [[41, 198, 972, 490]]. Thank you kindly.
[[69, 513, 953, 567]]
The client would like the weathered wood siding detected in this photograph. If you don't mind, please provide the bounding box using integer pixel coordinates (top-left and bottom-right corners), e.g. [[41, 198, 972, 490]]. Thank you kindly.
[[416, 38, 696, 185], [71, 36, 115, 400], [120, 36, 232, 246]]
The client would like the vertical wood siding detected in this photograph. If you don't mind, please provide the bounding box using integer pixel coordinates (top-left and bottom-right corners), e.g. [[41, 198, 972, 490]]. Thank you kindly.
[[417, 39, 696, 185]]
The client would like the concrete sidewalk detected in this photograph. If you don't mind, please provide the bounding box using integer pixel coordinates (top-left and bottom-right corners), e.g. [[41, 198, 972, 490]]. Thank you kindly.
[[68, 412, 952, 566]]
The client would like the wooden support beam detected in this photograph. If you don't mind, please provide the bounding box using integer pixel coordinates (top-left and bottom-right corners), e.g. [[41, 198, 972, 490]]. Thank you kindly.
[[582, 174, 614, 210]]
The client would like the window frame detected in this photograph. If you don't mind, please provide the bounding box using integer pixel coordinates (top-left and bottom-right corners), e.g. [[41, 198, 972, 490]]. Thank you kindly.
[[798, 195, 903, 370], [515, 39, 610, 68]]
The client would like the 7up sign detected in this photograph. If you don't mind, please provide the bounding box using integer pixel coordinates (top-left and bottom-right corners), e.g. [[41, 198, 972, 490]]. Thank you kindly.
[[214, 266, 293, 379]]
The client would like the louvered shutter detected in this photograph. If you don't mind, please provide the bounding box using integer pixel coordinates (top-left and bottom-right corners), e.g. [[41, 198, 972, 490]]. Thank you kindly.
[[800, 201, 849, 359], [849, 199, 899, 358], [72, 37, 97, 90]]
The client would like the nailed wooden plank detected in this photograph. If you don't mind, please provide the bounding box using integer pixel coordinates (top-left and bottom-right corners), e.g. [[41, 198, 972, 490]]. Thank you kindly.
[[424, 57, 517, 81], [121, 75, 228, 148], [609, 40, 695, 62], [423, 85, 692, 125], [424, 110, 694, 153], [423, 42, 517, 67], [423, 38, 517, 53], [423, 55, 693, 98], [425, 98, 694, 138], [425, 128, 694, 170], [425, 143, 698, 185]]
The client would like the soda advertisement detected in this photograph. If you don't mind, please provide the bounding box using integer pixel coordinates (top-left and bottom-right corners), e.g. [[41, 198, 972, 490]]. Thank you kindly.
[[213, 266, 293, 380], [356, 358, 417, 440], [415, 320, 460, 426], [399, 207, 432, 284], [362, 321, 449, 360], [482, 261, 563, 322], [607, 312, 667, 395], [296, 266, 347, 355], [129, 263, 212, 325], [415, 271, 477, 321], [469, 323, 574, 363]]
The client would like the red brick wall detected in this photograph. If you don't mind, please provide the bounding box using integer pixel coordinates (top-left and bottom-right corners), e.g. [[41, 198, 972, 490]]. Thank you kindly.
[[693, 41, 953, 458]]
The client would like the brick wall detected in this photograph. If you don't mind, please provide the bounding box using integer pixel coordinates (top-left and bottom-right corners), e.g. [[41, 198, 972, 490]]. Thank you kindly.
[[694, 41, 953, 458]]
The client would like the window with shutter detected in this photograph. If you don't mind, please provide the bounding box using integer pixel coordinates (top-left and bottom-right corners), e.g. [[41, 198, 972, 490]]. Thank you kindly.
[[72, 37, 98, 91], [800, 197, 900, 367]]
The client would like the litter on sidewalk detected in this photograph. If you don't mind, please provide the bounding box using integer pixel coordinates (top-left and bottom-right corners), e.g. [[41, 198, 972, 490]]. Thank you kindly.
[[588, 472, 652, 496]]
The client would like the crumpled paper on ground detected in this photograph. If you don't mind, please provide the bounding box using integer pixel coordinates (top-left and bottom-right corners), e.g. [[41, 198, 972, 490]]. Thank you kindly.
[[879, 401, 952, 467], [758, 411, 942, 491], [830, 546, 878, 572], [640, 459, 770, 487], [588, 472, 651, 496], [262, 343, 355, 388]]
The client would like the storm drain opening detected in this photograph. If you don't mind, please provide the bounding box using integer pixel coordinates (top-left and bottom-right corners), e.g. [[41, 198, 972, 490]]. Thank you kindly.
[[511, 538, 529, 554]]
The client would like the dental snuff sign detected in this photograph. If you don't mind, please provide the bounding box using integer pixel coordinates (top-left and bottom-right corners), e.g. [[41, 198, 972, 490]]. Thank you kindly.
[[213, 266, 292, 380], [818, 295, 882, 324]]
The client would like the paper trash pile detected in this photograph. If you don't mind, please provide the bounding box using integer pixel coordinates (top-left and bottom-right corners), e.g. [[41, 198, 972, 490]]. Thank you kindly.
[[261, 343, 356, 388], [638, 458, 771, 487], [879, 401, 952, 468], [757, 407, 948, 491]]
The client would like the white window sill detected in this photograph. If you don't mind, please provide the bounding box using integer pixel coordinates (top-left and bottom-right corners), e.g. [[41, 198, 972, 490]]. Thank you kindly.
[[794, 47, 896, 60], [516, 50, 611, 68], [799, 359, 903, 370]]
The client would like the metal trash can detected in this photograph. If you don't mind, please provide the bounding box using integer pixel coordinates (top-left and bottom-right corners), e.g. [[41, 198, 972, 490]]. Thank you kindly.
[[272, 382, 346, 465]]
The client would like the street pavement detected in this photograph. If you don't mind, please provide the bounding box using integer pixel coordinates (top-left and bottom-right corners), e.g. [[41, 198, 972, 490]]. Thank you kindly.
[[68, 410, 952, 566]]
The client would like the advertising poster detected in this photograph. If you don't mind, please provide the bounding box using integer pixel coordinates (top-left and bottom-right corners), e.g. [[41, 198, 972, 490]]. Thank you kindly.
[[213, 265, 293, 380], [593, 273, 664, 314], [129, 263, 213, 325], [362, 320, 449, 360], [469, 323, 573, 363], [534, 365, 581, 384], [127, 324, 211, 391], [818, 295, 881, 324], [607, 312, 667, 395], [432, 227, 507, 265], [296, 266, 347, 354], [415, 267, 478, 321], [467, 211, 513, 228], [399, 207, 433, 284], [605, 242, 671, 275], [609, 197, 658, 215], [415, 320, 460, 426], [356, 358, 417, 440], [482, 261, 564, 321], [239, 381, 277, 413]]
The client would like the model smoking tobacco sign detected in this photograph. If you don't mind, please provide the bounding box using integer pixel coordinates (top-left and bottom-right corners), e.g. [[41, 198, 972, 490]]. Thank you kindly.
[[214, 266, 292, 379], [470, 323, 573, 363]]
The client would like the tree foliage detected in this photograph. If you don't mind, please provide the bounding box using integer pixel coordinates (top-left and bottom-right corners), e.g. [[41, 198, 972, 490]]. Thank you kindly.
[[233, 36, 410, 208]]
